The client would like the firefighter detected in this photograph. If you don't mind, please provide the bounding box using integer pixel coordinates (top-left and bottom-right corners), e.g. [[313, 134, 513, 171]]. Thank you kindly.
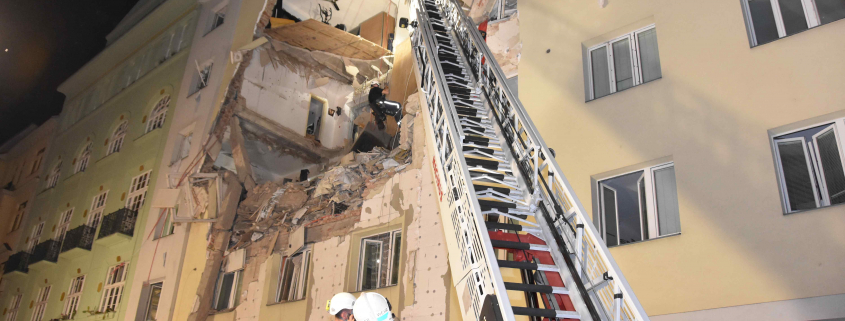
[[352, 292, 395, 321], [368, 82, 402, 130], [327, 292, 356, 321]]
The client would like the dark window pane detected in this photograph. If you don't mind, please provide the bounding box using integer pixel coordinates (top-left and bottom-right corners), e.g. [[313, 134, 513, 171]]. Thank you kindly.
[[638, 178, 649, 239], [654, 166, 681, 236], [612, 39, 633, 91], [815, 129, 845, 205], [591, 47, 611, 99], [778, 140, 818, 211], [215, 273, 235, 310], [637, 29, 662, 83], [601, 171, 644, 245], [779, 0, 810, 35], [816, 0, 845, 24], [601, 186, 618, 246], [361, 242, 381, 290], [390, 233, 402, 285], [748, 0, 781, 44], [145, 284, 162, 321]]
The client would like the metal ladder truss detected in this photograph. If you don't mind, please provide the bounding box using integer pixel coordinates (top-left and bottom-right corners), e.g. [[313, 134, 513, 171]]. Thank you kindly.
[[409, 0, 651, 320]]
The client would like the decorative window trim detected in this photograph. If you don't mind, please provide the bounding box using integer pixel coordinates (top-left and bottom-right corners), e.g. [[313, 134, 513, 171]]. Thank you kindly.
[[5, 294, 22, 321], [55, 208, 74, 243], [89, 191, 109, 228], [46, 160, 61, 189], [27, 222, 45, 253]]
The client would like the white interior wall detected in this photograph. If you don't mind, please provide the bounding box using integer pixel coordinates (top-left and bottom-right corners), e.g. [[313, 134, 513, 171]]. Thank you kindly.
[[282, 0, 400, 32], [240, 50, 355, 149]]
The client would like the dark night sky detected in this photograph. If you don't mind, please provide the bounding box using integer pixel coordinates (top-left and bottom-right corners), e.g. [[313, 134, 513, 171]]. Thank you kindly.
[[0, 0, 140, 145]]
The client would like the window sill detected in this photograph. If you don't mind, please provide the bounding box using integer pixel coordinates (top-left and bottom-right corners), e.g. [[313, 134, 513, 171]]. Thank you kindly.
[[607, 232, 680, 248], [210, 308, 236, 315], [153, 233, 176, 240], [96, 151, 120, 165], [64, 171, 85, 184], [204, 26, 223, 37], [586, 77, 662, 102], [187, 87, 206, 98], [134, 128, 163, 145], [351, 284, 398, 294], [783, 201, 845, 216], [267, 298, 306, 307]]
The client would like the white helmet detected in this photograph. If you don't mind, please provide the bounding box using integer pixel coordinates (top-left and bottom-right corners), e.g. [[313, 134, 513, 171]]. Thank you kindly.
[[327, 292, 356, 316], [370, 81, 380, 87], [352, 292, 394, 321]]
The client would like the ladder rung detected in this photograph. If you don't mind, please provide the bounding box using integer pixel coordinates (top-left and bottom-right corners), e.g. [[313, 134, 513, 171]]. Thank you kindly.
[[497, 260, 558, 272], [490, 239, 549, 252], [503, 282, 568, 295], [484, 222, 541, 234], [511, 307, 581, 319]]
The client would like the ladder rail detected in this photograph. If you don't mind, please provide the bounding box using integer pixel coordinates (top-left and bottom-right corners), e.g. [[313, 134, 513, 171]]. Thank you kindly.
[[411, 5, 518, 321], [438, 0, 651, 319]]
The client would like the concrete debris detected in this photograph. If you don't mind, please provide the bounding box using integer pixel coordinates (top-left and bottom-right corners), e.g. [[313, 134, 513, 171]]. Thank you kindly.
[[486, 13, 521, 78]]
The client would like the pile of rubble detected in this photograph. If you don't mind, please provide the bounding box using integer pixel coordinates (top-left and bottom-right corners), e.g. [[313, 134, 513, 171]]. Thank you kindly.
[[228, 112, 417, 252]]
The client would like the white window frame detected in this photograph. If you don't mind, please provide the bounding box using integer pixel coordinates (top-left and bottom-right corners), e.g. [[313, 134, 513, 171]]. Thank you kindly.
[[143, 282, 163, 321], [55, 209, 74, 243], [145, 96, 170, 133], [5, 294, 22, 321], [771, 118, 845, 213], [99, 262, 129, 313], [191, 63, 213, 95], [156, 208, 176, 239], [63, 275, 86, 318], [741, 0, 833, 46], [587, 24, 657, 101], [108, 121, 128, 155], [30, 285, 51, 321], [74, 143, 92, 174], [276, 247, 311, 302], [208, 5, 227, 34], [30, 148, 44, 175], [88, 191, 109, 228], [213, 270, 240, 311], [596, 162, 678, 246], [27, 222, 45, 253], [357, 230, 402, 291], [126, 171, 152, 212], [46, 161, 61, 189]]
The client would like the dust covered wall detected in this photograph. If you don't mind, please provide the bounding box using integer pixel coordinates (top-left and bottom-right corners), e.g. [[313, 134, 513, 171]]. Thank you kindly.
[[240, 49, 355, 149]]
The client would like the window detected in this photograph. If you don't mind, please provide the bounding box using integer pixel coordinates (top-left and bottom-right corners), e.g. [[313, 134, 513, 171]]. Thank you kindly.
[[27, 222, 45, 253], [191, 64, 213, 95], [143, 283, 163, 321], [31, 148, 44, 175], [597, 162, 680, 246], [276, 247, 311, 302], [171, 133, 192, 165], [155, 208, 176, 239], [357, 230, 402, 291], [213, 270, 240, 311], [108, 121, 128, 155], [75, 143, 92, 174], [772, 119, 845, 213], [30, 285, 51, 321], [55, 209, 74, 244], [5, 294, 21, 321], [99, 263, 129, 312], [208, 7, 227, 33], [11, 202, 26, 232], [743, 0, 845, 46], [587, 25, 661, 100], [63, 275, 86, 319], [126, 171, 152, 211], [46, 160, 61, 189], [89, 192, 108, 228], [145, 96, 170, 133]]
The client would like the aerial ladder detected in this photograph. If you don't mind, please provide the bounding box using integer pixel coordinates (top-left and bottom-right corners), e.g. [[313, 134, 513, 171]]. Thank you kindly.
[[409, 0, 651, 320]]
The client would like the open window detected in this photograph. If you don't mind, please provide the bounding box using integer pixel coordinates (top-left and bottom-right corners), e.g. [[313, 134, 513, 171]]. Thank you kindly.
[[597, 162, 680, 246], [143, 283, 163, 321], [55, 209, 74, 244], [207, 5, 227, 34], [357, 230, 402, 291], [27, 222, 45, 253], [89, 191, 109, 228], [773, 120, 845, 213], [742, 0, 845, 46], [213, 269, 241, 311], [190, 63, 213, 95], [276, 246, 311, 302], [587, 25, 661, 100]]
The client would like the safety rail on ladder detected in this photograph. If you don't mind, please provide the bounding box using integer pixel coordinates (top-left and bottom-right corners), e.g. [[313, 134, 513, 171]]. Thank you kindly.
[[409, 0, 651, 320]]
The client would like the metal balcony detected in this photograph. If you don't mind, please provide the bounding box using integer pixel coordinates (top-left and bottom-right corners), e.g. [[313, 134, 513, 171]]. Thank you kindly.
[[60, 225, 96, 259], [28, 240, 60, 270], [3, 251, 29, 275], [96, 208, 138, 246]]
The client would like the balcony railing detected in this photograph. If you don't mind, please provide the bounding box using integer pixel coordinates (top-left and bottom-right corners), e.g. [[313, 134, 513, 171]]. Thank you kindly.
[[61, 225, 96, 253], [3, 251, 29, 274], [29, 240, 60, 265], [98, 208, 138, 239]]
